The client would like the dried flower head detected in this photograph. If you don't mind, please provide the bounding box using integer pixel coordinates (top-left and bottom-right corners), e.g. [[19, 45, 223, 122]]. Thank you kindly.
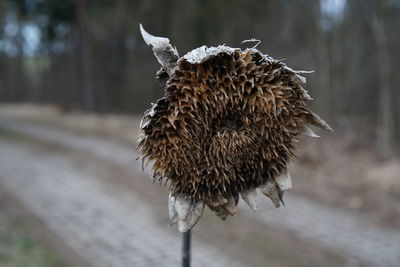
[[138, 25, 332, 233]]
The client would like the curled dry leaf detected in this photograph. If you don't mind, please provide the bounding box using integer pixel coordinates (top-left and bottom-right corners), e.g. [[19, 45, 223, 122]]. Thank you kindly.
[[241, 189, 259, 211], [259, 179, 282, 208]]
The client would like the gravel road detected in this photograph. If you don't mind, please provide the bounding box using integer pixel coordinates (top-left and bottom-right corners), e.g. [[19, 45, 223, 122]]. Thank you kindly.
[[1, 119, 399, 267], [0, 139, 241, 267]]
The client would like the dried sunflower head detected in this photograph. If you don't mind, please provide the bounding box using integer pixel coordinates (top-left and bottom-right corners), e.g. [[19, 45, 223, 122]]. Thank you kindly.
[[138, 25, 332, 233]]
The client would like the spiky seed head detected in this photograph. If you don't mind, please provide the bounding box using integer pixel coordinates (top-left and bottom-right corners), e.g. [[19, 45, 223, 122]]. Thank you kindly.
[[138, 25, 332, 232]]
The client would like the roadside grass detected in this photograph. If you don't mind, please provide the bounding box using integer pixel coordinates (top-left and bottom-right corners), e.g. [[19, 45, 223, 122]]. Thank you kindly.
[[0, 127, 24, 139], [0, 129, 66, 267], [0, 217, 64, 267]]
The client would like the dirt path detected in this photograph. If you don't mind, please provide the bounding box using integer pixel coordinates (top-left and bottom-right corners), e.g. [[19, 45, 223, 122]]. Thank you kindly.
[[0, 139, 242, 267], [1, 119, 399, 267]]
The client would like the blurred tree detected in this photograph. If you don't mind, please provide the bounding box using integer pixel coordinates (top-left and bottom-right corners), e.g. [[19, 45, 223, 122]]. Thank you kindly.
[[75, 0, 95, 111], [370, 0, 394, 156], [0, 0, 399, 150]]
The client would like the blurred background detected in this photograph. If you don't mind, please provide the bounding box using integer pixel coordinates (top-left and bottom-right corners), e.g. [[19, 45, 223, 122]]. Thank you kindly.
[[0, 0, 399, 266]]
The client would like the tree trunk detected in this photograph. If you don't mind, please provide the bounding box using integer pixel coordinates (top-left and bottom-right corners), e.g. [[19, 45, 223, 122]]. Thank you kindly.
[[372, 2, 393, 157], [75, 0, 95, 111]]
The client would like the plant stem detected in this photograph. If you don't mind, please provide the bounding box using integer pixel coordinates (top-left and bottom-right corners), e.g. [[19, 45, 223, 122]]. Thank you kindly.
[[182, 230, 191, 267]]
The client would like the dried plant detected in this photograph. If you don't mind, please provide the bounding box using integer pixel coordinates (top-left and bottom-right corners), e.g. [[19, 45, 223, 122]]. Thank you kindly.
[[138, 25, 332, 233]]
